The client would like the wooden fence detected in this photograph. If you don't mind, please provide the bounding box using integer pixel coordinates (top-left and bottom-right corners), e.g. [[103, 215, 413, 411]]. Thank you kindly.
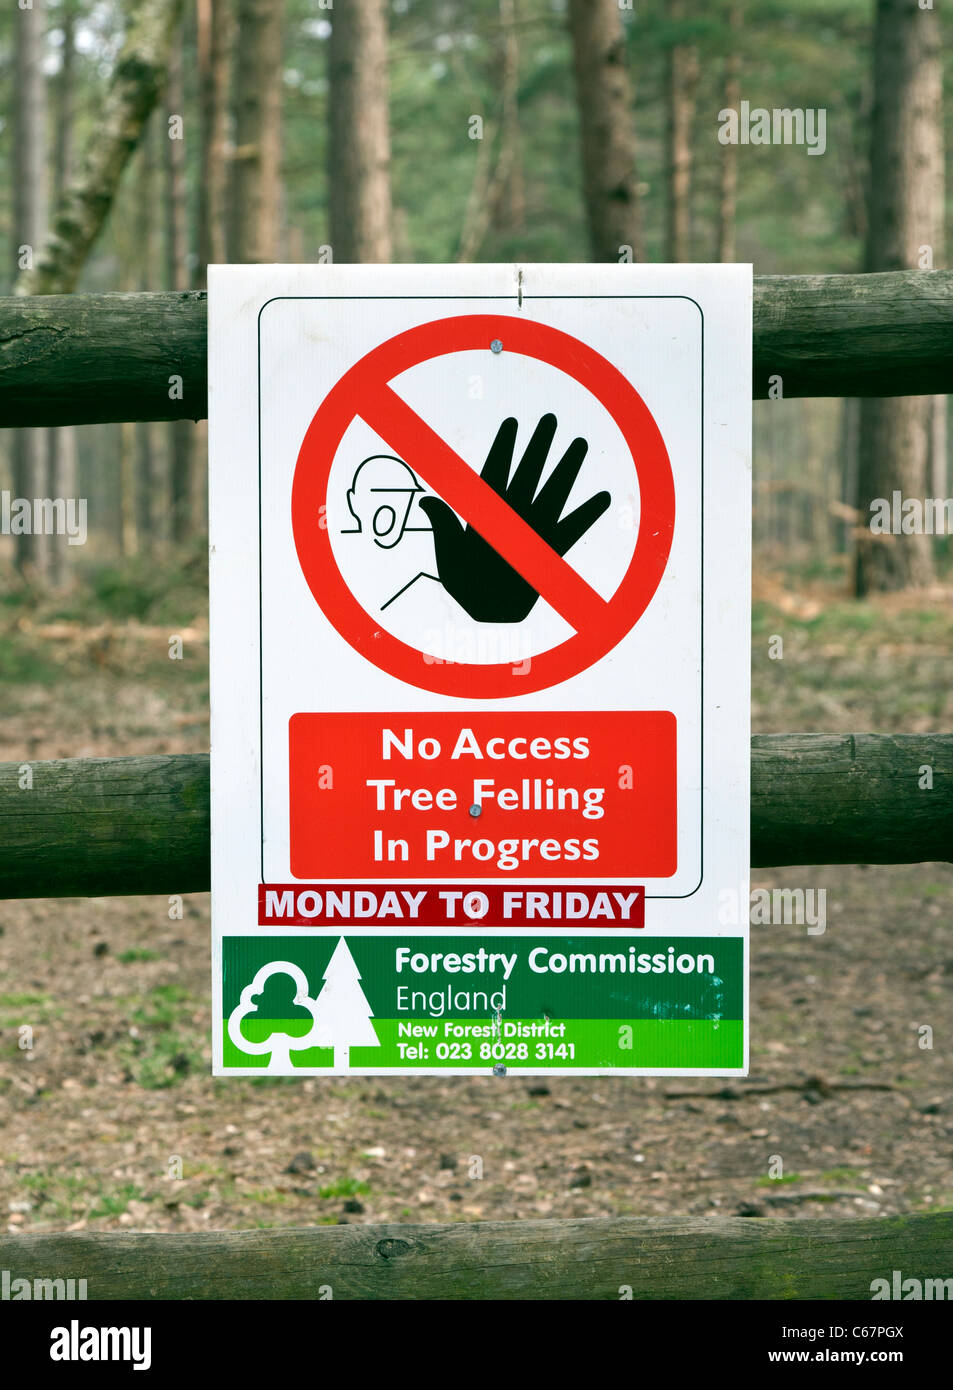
[[1, 273, 951, 1299], [0, 734, 950, 899], [1, 1215, 951, 1300], [2, 271, 953, 428]]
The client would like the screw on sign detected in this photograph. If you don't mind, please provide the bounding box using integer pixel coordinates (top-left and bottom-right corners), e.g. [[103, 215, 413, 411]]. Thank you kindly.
[[291, 315, 676, 697]]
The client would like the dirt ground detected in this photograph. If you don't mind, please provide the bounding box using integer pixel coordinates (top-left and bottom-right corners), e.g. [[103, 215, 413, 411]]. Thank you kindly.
[[1, 563, 952, 1233]]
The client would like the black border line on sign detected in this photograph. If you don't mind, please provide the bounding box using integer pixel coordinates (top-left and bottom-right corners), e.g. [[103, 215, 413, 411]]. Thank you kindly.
[[256, 292, 705, 903]]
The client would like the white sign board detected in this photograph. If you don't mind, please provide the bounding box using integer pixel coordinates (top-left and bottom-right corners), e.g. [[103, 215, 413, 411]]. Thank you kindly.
[[209, 263, 751, 1076]]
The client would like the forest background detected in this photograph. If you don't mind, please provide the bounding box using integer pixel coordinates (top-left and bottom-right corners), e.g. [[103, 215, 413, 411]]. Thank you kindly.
[[2, 0, 951, 586]]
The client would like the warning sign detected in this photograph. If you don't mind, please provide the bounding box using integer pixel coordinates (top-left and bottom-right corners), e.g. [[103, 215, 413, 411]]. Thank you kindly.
[[208, 263, 752, 1077], [291, 314, 675, 697]]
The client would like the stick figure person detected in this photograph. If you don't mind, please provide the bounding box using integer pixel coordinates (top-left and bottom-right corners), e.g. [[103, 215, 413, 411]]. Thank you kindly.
[[340, 454, 439, 611], [342, 455, 430, 549]]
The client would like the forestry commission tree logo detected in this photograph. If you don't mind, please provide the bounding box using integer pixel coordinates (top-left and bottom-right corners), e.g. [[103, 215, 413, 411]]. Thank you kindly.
[[227, 942, 379, 1071], [310, 936, 381, 1068], [227, 961, 322, 1070]]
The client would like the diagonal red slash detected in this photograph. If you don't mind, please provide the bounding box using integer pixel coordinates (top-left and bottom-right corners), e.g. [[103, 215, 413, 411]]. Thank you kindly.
[[362, 384, 611, 633]]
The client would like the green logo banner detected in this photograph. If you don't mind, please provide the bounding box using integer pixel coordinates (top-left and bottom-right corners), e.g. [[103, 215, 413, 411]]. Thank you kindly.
[[221, 935, 743, 1072]]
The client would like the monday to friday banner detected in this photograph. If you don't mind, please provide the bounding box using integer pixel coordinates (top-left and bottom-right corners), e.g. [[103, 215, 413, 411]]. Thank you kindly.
[[208, 262, 752, 1076]]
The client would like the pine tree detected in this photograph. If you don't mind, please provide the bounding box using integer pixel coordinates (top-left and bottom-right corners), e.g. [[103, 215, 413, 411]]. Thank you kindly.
[[314, 938, 379, 1069]]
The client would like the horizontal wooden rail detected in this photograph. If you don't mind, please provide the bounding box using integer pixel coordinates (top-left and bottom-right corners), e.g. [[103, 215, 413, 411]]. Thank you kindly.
[[0, 734, 949, 899], [0, 754, 211, 899], [1, 1214, 950, 1299], [749, 733, 952, 867], [1, 270, 952, 427]]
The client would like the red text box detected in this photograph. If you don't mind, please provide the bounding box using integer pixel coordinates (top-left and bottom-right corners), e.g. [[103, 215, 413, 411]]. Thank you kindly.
[[289, 711, 676, 880], [259, 882, 645, 927]]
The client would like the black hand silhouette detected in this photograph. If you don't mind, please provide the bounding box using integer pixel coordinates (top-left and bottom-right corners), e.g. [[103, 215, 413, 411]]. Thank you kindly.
[[419, 415, 611, 623]]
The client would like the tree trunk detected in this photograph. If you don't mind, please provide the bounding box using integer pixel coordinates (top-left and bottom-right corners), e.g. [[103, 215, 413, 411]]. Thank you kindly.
[[52, 0, 75, 201], [328, 0, 392, 263], [48, 0, 78, 587], [229, 0, 284, 263], [193, 0, 227, 544], [665, 1, 698, 262], [927, 63, 948, 508], [839, 397, 860, 554], [14, 2, 48, 268], [15, 0, 186, 296], [929, 395, 947, 499], [163, 34, 188, 286], [843, 85, 869, 246], [568, 0, 643, 264], [135, 114, 159, 548], [456, 122, 495, 264], [716, 4, 741, 263], [196, 0, 230, 281], [12, 0, 50, 579], [855, 0, 942, 594], [120, 421, 139, 556], [493, 0, 526, 237], [165, 42, 192, 543]]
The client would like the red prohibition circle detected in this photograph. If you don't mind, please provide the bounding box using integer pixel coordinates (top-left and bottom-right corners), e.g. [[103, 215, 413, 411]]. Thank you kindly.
[[291, 314, 675, 698]]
